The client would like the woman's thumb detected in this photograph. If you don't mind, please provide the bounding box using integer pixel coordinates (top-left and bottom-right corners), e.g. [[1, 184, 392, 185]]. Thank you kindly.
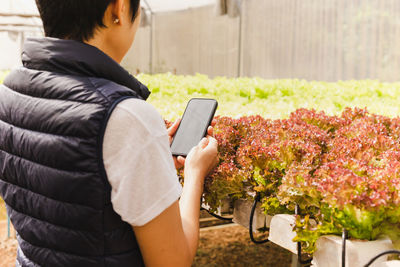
[[199, 137, 209, 149]]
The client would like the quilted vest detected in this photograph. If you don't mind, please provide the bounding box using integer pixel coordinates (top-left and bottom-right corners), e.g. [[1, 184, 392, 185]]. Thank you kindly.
[[0, 37, 150, 266]]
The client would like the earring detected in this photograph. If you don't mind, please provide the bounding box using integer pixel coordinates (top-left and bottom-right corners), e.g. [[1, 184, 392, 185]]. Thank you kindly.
[[114, 18, 120, 24]]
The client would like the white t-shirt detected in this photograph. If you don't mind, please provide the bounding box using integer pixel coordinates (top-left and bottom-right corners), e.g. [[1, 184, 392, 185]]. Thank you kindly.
[[103, 98, 182, 226]]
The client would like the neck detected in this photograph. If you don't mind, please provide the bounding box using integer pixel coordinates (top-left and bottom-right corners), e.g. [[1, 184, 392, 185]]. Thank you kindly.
[[85, 34, 123, 63]]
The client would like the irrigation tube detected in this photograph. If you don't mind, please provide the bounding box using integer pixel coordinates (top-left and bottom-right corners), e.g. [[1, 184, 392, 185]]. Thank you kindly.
[[364, 250, 400, 267], [200, 207, 233, 222], [249, 194, 269, 244], [342, 229, 348, 267]]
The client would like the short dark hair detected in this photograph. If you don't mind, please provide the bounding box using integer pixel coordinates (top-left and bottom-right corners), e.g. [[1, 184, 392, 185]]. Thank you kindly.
[[35, 0, 140, 41]]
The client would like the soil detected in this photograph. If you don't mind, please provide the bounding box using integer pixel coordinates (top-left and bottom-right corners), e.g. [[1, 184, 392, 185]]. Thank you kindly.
[[194, 224, 292, 267], [0, 238, 17, 267], [0, 223, 292, 267]]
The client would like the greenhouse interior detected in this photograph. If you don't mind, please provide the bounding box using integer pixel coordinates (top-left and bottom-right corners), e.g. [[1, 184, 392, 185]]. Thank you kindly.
[[2, 0, 400, 266]]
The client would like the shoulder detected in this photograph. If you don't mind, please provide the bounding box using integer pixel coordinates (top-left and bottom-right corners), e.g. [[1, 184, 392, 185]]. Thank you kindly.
[[118, 98, 159, 117], [109, 98, 167, 137]]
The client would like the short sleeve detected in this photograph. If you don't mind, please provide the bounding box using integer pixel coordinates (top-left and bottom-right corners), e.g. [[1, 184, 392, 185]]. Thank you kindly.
[[103, 98, 182, 226]]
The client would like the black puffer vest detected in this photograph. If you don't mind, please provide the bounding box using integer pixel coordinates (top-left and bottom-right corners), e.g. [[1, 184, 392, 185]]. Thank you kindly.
[[0, 37, 150, 266]]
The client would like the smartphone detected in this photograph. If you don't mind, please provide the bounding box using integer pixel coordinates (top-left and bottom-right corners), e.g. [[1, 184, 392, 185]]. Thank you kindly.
[[171, 98, 218, 157]]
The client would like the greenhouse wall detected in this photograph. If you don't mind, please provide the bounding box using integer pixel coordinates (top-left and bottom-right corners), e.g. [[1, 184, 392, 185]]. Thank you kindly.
[[240, 0, 400, 81], [3, 0, 400, 82], [121, 26, 152, 74], [122, 5, 240, 77]]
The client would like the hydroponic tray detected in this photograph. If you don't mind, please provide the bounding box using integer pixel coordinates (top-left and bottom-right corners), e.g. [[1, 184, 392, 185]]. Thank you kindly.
[[231, 199, 400, 267]]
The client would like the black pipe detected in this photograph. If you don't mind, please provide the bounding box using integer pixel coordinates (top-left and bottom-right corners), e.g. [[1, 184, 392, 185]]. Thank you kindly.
[[364, 250, 400, 267], [249, 194, 269, 244], [342, 229, 347, 267]]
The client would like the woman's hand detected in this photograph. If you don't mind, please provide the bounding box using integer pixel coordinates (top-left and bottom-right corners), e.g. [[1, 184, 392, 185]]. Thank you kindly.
[[167, 119, 185, 169], [184, 136, 219, 185], [167, 119, 217, 170]]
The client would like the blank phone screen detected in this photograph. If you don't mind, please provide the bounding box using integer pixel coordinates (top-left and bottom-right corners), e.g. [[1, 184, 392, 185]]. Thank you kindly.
[[171, 99, 217, 156]]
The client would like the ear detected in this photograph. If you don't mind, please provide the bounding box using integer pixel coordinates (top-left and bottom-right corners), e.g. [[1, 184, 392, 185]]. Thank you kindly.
[[110, 0, 125, 25]]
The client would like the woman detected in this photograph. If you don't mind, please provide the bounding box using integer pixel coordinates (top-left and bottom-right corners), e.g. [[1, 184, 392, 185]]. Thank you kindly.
[[0, 0, 218, 266]]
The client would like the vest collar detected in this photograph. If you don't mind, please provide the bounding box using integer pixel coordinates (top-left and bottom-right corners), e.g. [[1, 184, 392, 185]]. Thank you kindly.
[[22, 37, 150, 100]]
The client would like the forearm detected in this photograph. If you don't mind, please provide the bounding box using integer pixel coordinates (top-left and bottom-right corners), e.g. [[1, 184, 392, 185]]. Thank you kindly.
[[179, 172, 204, 261]]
